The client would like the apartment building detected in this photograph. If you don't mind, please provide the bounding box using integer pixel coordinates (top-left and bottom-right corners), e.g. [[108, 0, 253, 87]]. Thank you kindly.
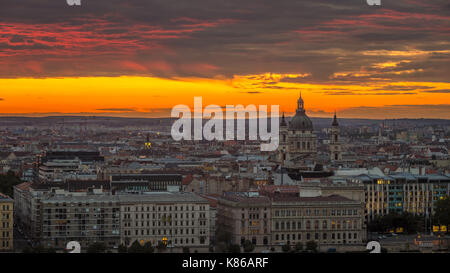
[[14, 182, 42, 241], [0, 193, 13, 252], [352, 173, 450, 221], [119, 192, 210, 252], [271, 194, 365, 249], [17, 186, 210, 252], [217, 192, 272, 249], [38, 151, 104, 182], [14, 181, 110, 242], [40, 195, 121, 249]]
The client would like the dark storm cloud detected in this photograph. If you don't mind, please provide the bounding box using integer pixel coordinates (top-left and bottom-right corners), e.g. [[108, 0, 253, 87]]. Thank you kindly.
[[338, 104, 450, 119], [0, 0, 448, 85], [423, 89, 450, 93], [374, 85, 434, 91]]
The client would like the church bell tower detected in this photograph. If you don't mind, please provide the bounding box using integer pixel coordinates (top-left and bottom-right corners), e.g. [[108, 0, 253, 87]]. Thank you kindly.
[[330, 111, 342, 161]]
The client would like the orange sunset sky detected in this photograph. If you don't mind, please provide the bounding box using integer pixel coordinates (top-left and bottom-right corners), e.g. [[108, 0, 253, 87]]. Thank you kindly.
[[0, 1, 449, 119]]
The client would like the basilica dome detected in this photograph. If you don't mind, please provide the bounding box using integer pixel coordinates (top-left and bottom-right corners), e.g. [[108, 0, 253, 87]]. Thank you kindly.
[[289, 111, 313, 131], [288, 92, 313, 131]]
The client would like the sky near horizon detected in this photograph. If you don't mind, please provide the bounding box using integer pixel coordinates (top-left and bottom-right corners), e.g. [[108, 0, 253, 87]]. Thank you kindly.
[[0, 0, 449, 119]]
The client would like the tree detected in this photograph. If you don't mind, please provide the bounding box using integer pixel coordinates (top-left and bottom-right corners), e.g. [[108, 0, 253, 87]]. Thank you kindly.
[[142, 242, 154, 253], [368, 212, 422, 234], [228, 244, 241, 253], [294, 242, 303, 252], [306, 241, 318, 252], [434, 196, 450, 227], [156, 241, 167, 252], [26, 245, 58, 253], [216, 242, 227, 253], [22, 246, 33, 253], [281, 243, 291, 253], [0, 172, 21, 197], [216, 226, 232, 245], [46, 247, 57, 253], [243, 240, 255, 253], [87, 242, 107, 253], [118, 244, 128, 253], [128, 240, 144, 253]]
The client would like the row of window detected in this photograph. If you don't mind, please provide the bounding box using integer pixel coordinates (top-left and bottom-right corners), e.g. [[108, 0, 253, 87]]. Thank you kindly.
[[1, 240, 10, 248], [123, 212, 205, 220], [124, 220, 206, 227], [242, 213, 267, 220], [123, 205, 207, 212], [274, 219, 359, 231], [123, 228, 207, 236], [130, 237, 207, 245], [274, 232, 359, 242], [274, 209, 359, 217]]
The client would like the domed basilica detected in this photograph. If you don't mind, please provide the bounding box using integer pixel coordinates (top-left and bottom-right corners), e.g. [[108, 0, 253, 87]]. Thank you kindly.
[[277, 92, 317, 166]]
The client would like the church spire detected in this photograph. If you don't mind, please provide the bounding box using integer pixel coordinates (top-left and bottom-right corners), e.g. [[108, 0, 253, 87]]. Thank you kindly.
[[332, 110, 339, 126], [281, 112, 287, 126], [297, 91, 304, 112]]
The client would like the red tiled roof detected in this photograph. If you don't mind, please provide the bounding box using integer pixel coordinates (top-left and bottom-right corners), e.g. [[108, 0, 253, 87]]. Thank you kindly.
[[182, 174, 194, 185], [15, 182, 32, 191], [199, 194, 219, 207]]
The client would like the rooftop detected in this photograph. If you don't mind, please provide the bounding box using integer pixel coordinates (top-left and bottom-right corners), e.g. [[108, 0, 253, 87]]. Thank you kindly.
[[40, 192, 209, 204], [272, 194, 358, 204], [0, 192, 13, 202]]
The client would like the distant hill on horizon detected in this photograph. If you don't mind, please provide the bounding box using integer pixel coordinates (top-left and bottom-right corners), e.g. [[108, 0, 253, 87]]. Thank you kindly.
[[0, 115, 449, 129]]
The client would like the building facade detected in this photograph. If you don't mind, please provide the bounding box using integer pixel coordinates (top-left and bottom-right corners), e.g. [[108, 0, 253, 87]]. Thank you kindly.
[[119, 193, 210, 252], [352, 173, 450, 221], [278, 93, 317, 165], [40, 195, 121, 249], [34, 191, 210, 252], [271, 194, 365, 250], [0, 193, 14, 252], [217, 193, 272, 250]]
